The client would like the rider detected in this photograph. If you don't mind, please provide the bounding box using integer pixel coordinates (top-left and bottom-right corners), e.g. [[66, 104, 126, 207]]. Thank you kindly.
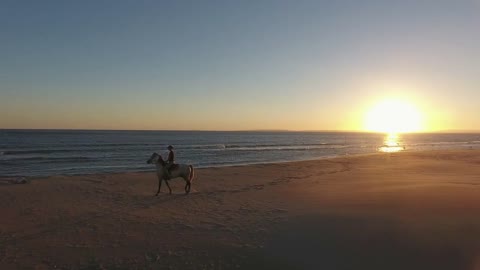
[[165, 145, 175, 179]]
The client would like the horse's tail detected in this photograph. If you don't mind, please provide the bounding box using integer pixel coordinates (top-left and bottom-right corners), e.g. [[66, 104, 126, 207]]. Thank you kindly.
[[189, 165, 195, 182]]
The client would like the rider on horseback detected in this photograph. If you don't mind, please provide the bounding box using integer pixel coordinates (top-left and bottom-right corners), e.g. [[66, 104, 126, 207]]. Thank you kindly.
[[165, 145, 175, 179]]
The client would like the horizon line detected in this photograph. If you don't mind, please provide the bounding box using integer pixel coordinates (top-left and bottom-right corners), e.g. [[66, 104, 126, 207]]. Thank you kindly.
[[1, 128, 479, 134]]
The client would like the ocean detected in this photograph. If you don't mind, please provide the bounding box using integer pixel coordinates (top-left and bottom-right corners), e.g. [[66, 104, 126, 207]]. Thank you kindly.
[[1, 130, 479, 177]]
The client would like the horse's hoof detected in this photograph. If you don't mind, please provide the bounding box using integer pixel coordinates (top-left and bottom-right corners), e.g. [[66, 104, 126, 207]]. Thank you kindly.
[[155, 193, 159, 196]]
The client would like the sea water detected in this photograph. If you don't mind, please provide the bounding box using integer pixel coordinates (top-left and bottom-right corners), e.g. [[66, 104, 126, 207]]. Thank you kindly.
[[1, 130, 479, 177]]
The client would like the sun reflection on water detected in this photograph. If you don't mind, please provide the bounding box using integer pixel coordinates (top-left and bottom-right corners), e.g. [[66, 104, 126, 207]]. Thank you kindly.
[[378, 133, 405, 153]]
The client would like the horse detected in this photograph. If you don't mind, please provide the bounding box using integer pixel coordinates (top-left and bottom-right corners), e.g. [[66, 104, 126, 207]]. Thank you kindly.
[[146, 152, 195, 196]]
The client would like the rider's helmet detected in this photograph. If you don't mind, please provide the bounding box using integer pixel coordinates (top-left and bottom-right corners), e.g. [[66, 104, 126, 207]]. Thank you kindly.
[[167, 145, 174, 150]]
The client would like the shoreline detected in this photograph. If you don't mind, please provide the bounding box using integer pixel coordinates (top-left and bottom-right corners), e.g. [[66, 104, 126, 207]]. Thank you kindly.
[[0, 149, 460, 180], [3, 130, 479, 179], [0, 148, 475, 180], [1, 149, 480, 269], [0, 154, 351, 180]]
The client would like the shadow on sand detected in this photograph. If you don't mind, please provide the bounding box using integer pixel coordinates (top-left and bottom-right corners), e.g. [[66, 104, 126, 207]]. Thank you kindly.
[[243, 215, 479, 270]]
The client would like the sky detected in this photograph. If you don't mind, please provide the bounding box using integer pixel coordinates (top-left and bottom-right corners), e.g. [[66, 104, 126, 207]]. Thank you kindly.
[[1, 0, 479, 131]]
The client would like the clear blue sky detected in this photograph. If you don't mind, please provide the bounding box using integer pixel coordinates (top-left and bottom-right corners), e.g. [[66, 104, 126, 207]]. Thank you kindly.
[[1, 0, 479, 131]]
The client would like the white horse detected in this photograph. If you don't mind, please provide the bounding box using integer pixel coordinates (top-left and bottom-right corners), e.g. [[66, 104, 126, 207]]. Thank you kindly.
[[146, 152, 195, 195]]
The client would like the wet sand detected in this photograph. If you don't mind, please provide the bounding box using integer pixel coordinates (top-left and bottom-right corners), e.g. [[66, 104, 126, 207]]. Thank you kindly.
[[1, 150, 480, 269]]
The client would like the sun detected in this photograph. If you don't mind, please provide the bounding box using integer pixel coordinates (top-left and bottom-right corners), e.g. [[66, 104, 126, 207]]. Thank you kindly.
[[364, 99, 423, 133]]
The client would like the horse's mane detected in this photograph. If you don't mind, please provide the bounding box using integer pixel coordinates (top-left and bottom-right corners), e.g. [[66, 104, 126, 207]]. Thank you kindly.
[[156, 153, 166, 166]]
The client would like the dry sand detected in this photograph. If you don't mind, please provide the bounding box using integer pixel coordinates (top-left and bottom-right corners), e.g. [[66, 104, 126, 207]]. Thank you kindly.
[[1, 150, 480, 269]]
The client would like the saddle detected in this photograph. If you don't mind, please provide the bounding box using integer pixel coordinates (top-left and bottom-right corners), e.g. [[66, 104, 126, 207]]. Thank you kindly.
[[165, 163, 178, 173], [164, 164, 178, 180]]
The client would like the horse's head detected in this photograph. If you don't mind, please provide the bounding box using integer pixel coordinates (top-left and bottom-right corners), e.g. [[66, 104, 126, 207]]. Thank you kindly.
[[146, 152, 165, 165], [147, 152, 159, 164]]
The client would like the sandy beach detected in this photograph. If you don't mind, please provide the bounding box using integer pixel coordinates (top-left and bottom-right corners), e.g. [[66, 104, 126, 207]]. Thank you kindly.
[[1, 150, 480, 269]]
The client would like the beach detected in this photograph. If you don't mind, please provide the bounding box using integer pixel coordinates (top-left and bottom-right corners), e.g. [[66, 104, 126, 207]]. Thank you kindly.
[[1, 149, 480, 269]]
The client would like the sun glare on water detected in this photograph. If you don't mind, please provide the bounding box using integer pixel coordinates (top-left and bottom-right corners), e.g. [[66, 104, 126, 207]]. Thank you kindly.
[[364, 99, 423, 133]]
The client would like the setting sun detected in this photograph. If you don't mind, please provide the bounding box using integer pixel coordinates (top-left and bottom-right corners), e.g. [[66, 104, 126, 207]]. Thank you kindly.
[[364, 99, 423, 133]]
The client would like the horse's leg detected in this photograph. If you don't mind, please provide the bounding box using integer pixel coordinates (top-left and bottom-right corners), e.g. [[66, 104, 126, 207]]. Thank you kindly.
[[155, 177, 162, 196], [184, 180, 189, 194], [183, 175, 191, 194], [164, 179, 172, 195]]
